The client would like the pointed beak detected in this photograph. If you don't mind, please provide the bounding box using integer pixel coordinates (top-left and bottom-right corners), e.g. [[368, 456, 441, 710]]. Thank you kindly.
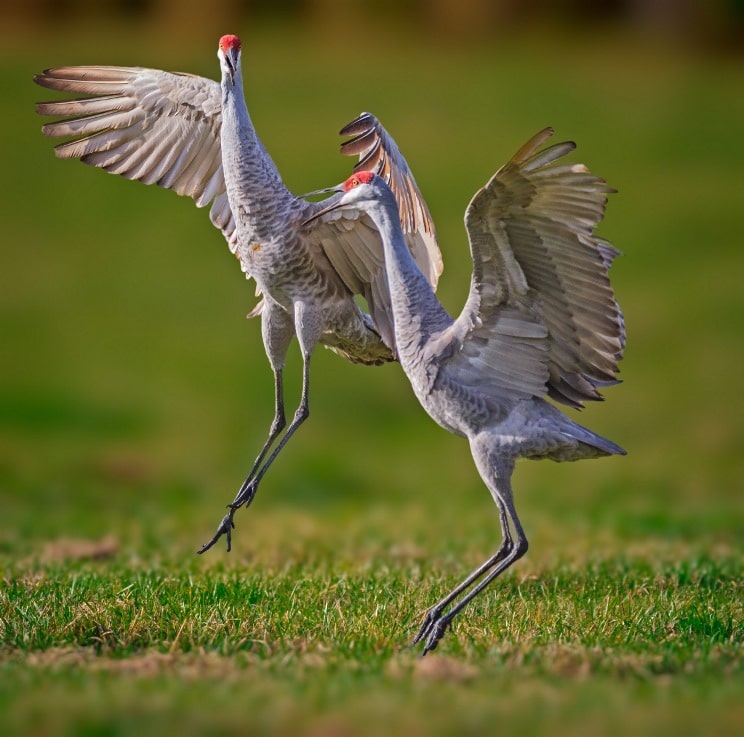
[[220, 49, 237, 85], [225, 55, 236, 85], [301, 185, 345, 226], [301, 184, 343, 200]]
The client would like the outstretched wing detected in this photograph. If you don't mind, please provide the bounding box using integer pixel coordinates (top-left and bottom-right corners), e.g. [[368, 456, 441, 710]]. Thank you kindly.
[[340, 112, 442, 288], [36, 72, 445, 353], [303, 112, 443, 352], [448, 127, 624, 406], [34, 66, 238, 255]]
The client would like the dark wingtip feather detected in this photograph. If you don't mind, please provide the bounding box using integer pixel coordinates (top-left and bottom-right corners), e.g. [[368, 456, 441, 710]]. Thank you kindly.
[[340, 128, 378, 158], [339, 112, 375, 137]]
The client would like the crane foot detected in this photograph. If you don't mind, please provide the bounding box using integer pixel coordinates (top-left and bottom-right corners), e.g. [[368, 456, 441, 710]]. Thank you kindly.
[[412, 608, 451, 655], [230, 478, 259, 511], [420, 618, 450, 655], [196, 509, 236, 555], [411, 607, 441, 646]]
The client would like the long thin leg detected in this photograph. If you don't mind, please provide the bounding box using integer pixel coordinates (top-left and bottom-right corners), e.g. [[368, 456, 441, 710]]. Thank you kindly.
[[242, 367, 287, 486], [412, 502, 513, 645], [420, 504, 527, 655], [226, 302, 321, 511], [228, 349, 311, 511], [198, 307, 294, 555], [197, 367, 286, 555], [414, 449, 528, 655], [198, 303, 322, 555]]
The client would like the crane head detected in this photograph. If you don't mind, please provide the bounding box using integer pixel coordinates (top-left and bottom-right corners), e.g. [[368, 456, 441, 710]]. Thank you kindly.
[[302, 171, 391, 227], [342, 170, 376, 191], [218, 34, 242, 85]]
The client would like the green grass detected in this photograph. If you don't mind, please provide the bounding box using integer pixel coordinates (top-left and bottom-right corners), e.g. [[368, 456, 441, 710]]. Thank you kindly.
[[1, 554, 742, 735], [3, 556, 741, 661], [1, 16, 743, 737]]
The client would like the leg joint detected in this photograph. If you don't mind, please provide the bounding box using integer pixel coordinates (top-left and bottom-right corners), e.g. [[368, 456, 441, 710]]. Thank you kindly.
[[514, 536, 529, 559]]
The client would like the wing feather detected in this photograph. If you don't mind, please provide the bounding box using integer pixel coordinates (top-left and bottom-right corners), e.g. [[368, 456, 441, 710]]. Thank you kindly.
[[35, 66, 236, 254], [37, 74, 443, 353], [303, 113, 444, 353], [340, 112, 443, 289], [446, 128, 624, 406]]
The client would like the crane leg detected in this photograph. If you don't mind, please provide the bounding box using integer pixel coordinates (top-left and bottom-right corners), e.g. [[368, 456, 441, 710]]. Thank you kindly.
[[229, 351, 310, 511], [413, 451, 528, 655], [198, 306, 298, 555], [198, 305, 322, 555], [196, 368, 286, 555], [231, 366, 287, 502], [197, 350, 314, 555], [411, 502, 513, 646], [224, 303, 321, 514]]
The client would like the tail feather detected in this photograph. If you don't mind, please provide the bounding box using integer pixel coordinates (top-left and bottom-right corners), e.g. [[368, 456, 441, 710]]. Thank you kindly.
[[563, 422, 626, 458], [535, 400, 625, 460]]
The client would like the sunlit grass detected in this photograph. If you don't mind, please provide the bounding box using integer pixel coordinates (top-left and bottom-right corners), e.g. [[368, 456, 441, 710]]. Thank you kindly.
[[3, 554, 740, 661], [1, 551, 741, 736]]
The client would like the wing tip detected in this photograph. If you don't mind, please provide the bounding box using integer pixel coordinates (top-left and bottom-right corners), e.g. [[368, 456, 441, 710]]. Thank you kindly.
[[339, 111, 376, 137]]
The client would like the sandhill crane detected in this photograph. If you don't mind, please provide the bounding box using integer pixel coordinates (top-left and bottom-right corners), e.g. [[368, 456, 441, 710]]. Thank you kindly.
[[305, 129, 625, 654], [34, 35, 442, 554]]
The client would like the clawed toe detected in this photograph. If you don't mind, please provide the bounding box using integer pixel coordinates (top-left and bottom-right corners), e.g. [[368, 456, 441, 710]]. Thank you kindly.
[[411, 611, 437, 646], [421, 619, 450, 655], [197, 477, 261, 557], [412, 609, 450, 654], [196, 510, 236, 555]]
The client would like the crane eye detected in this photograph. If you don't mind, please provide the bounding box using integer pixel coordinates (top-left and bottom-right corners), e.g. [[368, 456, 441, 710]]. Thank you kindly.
[[351, 178, 359, 187]]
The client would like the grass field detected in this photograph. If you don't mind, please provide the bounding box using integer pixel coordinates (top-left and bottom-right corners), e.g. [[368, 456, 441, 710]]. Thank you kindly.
[[1, 15, 743, 737]]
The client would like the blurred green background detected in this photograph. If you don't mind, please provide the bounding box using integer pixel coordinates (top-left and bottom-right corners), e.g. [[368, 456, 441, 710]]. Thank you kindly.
[[2, 0, 742, 551], [0, 0, 744, 608], [0, 3, 742, 731]]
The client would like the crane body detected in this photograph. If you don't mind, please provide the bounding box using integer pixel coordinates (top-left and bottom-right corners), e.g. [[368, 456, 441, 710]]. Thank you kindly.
[[34, 35, 443, 553], [306, 129, 625, 653]]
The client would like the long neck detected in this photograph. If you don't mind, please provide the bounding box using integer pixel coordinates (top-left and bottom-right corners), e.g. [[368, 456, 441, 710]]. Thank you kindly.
[[220, 66, 292, 219], [369, 191, 453, 351]]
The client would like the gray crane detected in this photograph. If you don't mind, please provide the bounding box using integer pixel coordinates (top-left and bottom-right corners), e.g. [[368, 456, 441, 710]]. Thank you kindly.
[[34, 34, 443, 554], [306, 128, 626, 654]]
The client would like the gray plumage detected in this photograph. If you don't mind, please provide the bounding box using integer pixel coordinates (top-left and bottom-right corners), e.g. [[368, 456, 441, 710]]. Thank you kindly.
[[34, 35, 443, 554], [307, 128, 625, 654]]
